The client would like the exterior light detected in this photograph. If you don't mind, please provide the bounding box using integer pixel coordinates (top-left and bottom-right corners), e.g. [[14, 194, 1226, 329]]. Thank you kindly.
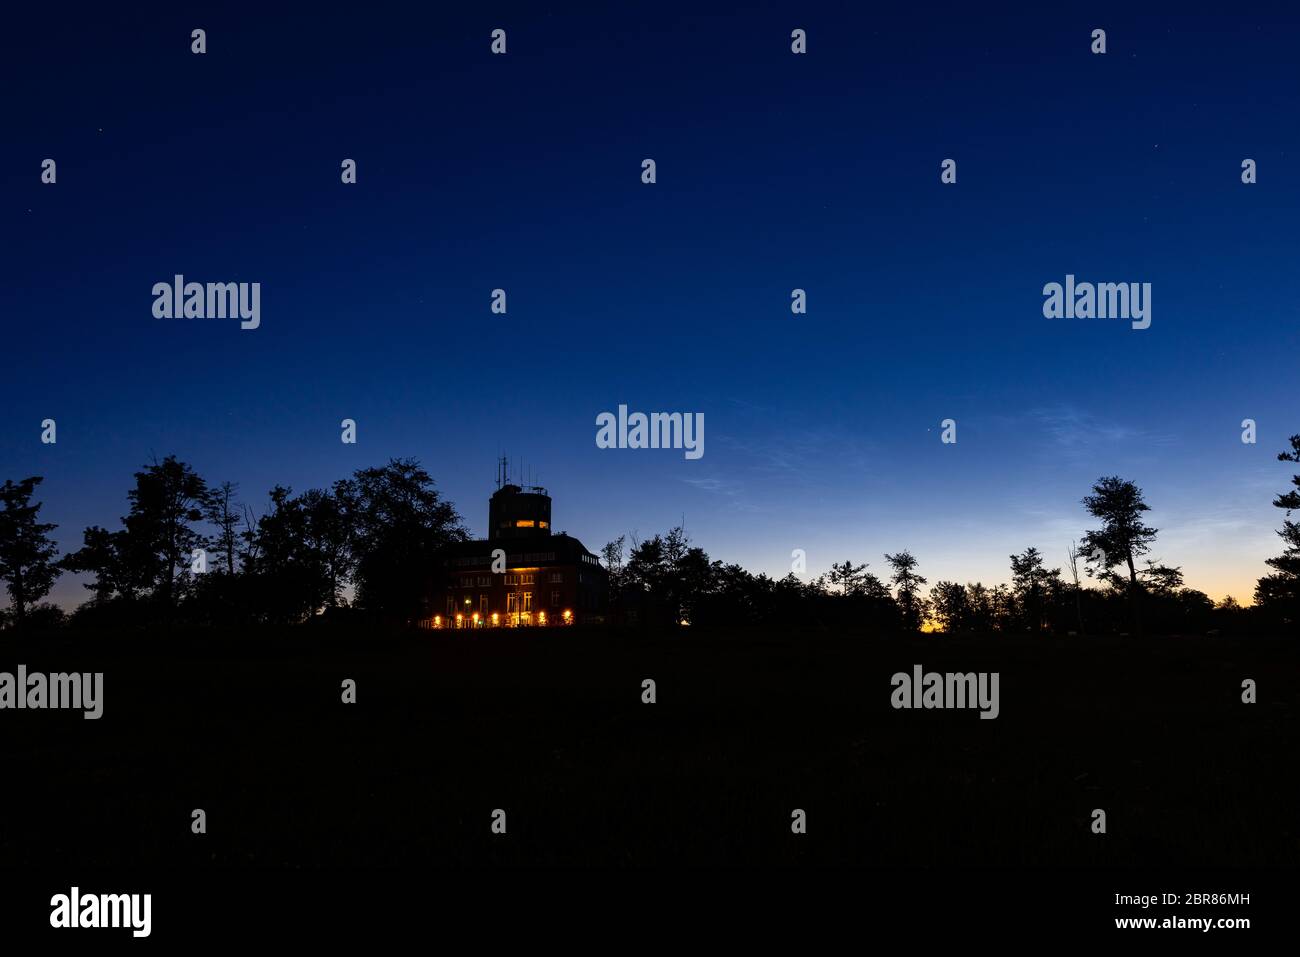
[[539, 611, 547, 625], [434, 615, 441, 628], [473, 613, 480, 625], [492, 613, 499, 625], [562, 609, 573, 622]]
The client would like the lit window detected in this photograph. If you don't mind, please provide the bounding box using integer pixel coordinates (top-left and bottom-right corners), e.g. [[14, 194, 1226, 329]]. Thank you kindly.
[[515, 520, 535, 528], [539, 521, 548, 528]]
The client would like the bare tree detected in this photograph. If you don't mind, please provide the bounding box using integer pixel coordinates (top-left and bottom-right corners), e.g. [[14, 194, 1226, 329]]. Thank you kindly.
[[206, 481, 243, 576], [1065, 541, 1085, 636]]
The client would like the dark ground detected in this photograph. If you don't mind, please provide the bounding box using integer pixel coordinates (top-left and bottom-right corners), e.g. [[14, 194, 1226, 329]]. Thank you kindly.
[[0, 626, 1296, 869]]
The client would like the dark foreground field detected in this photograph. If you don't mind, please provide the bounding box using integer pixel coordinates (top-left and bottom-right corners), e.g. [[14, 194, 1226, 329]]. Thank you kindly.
[[2, 626, 1296, 870]]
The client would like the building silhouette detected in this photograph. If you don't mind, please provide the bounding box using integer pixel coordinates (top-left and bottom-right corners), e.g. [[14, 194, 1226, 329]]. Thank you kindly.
[[422, 464, 608, 628]]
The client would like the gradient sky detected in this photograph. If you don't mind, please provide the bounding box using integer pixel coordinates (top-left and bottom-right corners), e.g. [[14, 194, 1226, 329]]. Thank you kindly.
[[5, 3, 1299, 610]]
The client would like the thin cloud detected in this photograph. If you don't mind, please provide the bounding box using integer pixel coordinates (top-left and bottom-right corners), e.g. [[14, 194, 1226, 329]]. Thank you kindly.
[[1026, 405, 1175, 464], [680, 474, 764, 512]]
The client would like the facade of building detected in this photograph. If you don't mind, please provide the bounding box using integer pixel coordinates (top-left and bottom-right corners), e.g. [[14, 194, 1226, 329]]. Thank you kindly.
[[420, 481, 608, 629]]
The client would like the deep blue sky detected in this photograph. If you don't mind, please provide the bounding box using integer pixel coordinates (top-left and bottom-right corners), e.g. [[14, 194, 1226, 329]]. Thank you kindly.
[[4, 2, 1299, 608]]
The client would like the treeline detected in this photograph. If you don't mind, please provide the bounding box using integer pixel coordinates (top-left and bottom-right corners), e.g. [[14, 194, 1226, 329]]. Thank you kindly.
[[597, 452, 1300, 636], [1, 435, 1298, 636], [600, 532, 1254, 635], [0, 456, 467, 629]]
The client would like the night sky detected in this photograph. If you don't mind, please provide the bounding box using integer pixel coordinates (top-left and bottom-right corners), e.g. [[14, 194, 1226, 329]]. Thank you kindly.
[[5, 3, 1298, 609]]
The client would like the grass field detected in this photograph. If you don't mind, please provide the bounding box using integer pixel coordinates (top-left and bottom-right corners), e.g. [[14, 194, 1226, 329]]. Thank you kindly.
[[1, 627, 1296, 869]]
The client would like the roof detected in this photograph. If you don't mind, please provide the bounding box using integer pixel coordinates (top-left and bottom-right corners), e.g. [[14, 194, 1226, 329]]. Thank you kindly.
[[436, 533, 604, 570]]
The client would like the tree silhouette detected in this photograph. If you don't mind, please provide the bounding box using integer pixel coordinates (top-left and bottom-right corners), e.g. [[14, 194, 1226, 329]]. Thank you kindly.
[[62, 525, 139, 606], [1009, 546, 1059, 634], [243, 484, 354, 622], [346, 459, 467, 621], [1255, 434, 1300, 624], [1065, 542, 1086, 635], [1081, 476, 1157, 632], [965, 582, 998, 632], [930, 580, 972, 633], [885, 550, 928, 633], [60, 457, 210, 622], [600, 535, 626, 583], [205, 481, 243, 576], [827, 559, 869, 596], [625, 534, 668, 622], [623, 527, 719, 625], [0, 477, 62, 626], [127, 456, 210, 614], [599, 535, 627, 619], [1138, 560, 1184, 595]]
